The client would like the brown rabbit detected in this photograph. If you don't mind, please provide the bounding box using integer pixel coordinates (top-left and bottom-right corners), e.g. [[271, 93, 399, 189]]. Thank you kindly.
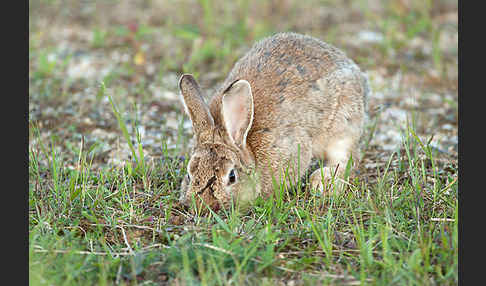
[[178, 32, 369, 213]]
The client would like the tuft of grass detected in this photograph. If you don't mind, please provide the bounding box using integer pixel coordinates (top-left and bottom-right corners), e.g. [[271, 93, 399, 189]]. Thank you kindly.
[[105, 82, 147, 177], [91, 28, 108, 48]]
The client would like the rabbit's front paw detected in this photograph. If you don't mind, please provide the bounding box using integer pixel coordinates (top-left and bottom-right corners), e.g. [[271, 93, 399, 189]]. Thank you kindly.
[[309, 167, 342, 194]]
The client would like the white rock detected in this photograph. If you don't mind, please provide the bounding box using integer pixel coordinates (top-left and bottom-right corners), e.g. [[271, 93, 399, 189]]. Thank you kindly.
[[357, 30, 384, 44], [442, 124, 454, 131]]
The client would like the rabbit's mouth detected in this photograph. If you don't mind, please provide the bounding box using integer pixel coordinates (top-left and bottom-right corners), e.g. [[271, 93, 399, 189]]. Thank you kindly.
[[194, 195, 221, 214]]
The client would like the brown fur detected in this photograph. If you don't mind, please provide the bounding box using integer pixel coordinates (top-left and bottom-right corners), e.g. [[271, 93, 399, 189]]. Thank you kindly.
[[178, 32, 369, 213]]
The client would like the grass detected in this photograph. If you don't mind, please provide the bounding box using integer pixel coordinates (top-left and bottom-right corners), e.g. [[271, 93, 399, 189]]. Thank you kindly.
[[29, 0, 457, 285], [29, 113, 458, 285]]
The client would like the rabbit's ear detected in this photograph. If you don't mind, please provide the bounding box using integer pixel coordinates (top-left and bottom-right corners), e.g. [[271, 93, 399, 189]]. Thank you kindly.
[[222, 80, 254, 148], [179, 74, 214, 139]]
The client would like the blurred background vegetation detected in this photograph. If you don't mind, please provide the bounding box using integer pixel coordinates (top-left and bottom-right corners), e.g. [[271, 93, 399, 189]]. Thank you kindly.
[[29, 0, 457, 87]]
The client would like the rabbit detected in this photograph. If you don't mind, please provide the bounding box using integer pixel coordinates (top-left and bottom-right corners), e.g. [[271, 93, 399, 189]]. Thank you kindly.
[[178, 32, 369, 213]]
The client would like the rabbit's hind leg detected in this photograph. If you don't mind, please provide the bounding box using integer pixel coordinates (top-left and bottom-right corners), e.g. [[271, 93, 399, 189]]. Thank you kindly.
[[309, 133, 359, 193]]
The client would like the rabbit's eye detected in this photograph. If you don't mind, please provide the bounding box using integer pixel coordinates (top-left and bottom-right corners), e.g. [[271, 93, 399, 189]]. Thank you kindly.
[[186, 174, 191, 182], [228, 169, 237, 185]]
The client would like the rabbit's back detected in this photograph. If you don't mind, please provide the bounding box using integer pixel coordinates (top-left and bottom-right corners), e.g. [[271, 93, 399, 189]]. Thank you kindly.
[[211, 32, 367, 139]]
